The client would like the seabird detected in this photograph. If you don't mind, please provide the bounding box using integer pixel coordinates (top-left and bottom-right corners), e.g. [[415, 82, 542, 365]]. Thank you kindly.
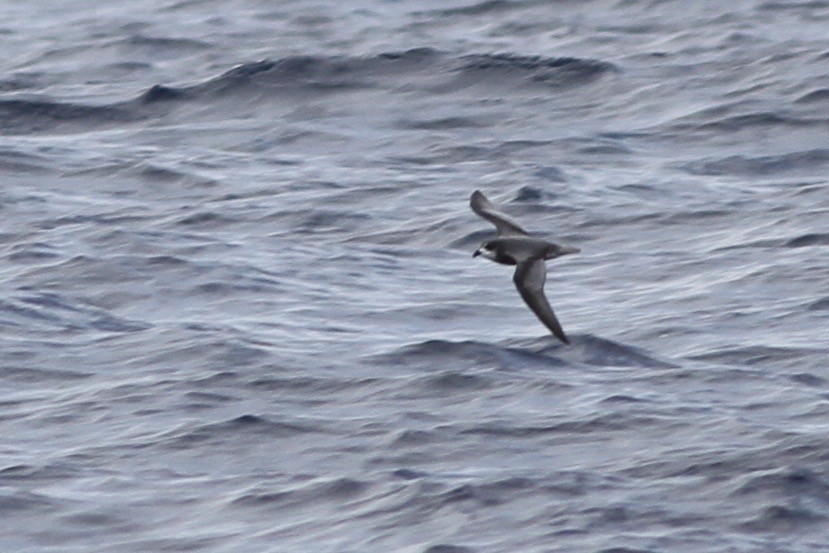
[[470, 190, 579, 344]]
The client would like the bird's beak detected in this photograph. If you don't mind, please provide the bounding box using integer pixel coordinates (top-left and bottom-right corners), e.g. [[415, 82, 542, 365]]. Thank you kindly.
[[472, 249, 481, 258], [559, 246, 580, 256]]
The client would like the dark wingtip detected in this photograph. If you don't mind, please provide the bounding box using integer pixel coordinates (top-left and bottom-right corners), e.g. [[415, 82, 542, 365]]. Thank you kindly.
[[552, 327, 571, 344], [470, 190, 484, 205]]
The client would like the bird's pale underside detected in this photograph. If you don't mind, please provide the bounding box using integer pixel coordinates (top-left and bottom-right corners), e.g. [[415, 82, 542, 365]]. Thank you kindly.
[[470, 190, 579, 344]]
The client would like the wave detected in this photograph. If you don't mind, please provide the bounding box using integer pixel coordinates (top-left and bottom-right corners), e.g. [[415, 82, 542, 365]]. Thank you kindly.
[[421, 545, 475, 553], [808, 297, 829, 311], [785, 233, 829, 247], [171, 49, 616, 99], [151, 414, 328, 450], [121, 34, 212, 54], [759, 1, 829, 11], [684, 112, 826, 132], [0, 48, 616, 135], [678, 149, 829, 176], [422, 0, 530, 17], [732, 467, 829, 499], [461, 411, 668, 436], [796, 88, 829, 104], [687, 345, 826, 368], [0, 292, 150, 334], [0, 489, 60, 514], [372, 334, 674, 371], [0, 147, 52, 173], [455, 53, 618, 88], [738, 504, 825, 532], [0, 98, 143, 134], [230, 476, 370, 510]]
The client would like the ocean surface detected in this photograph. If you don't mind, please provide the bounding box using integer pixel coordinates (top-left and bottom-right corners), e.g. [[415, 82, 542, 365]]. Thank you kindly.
[[1, 1, 828, 551]]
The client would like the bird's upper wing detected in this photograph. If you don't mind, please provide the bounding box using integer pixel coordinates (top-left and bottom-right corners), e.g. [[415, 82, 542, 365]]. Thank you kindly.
[[470, 190, 529, 236], [513, 258, 570, 344]]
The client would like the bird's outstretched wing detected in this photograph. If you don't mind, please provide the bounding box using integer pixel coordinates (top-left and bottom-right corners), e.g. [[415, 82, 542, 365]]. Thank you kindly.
[[513, 258, 570, 344], [470, 190, 528, 236]]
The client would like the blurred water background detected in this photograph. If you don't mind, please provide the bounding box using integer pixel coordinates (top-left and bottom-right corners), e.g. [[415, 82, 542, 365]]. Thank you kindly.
[[1, 1, 828, 551]]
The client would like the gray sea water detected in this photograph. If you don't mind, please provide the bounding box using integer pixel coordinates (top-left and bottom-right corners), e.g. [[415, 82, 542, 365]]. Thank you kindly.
[[1, 1, 828, 551]]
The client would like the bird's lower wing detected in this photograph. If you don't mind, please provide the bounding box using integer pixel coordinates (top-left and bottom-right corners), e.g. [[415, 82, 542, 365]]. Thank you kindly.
[[513, 259, 570, 344], [470, 190, 529, 236]]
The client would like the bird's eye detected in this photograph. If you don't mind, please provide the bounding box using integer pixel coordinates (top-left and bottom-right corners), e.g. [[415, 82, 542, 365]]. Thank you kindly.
[[484, 243, 495, 250]]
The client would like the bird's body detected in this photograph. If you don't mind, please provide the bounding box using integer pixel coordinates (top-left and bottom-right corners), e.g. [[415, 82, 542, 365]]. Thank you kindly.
[[478, 237, 566, 265], [470, 190, 579, 344]]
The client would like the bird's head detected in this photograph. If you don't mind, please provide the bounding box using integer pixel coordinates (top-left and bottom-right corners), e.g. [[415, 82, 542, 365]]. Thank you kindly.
[[473, 240, 499, 261]]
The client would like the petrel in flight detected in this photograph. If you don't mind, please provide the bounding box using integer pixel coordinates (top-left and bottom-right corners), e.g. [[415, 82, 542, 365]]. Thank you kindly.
[[470, 190, 579, 344]]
